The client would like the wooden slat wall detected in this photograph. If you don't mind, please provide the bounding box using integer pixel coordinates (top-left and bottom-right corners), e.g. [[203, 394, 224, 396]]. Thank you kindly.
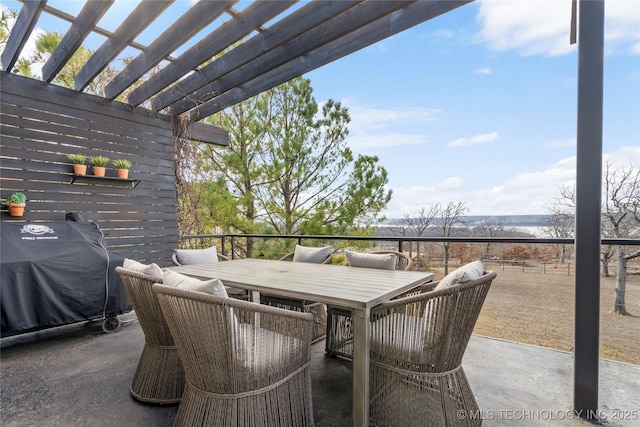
[[0, 72, 178, 266]]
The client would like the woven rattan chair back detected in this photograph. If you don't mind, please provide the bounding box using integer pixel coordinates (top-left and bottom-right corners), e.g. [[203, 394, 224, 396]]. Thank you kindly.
[[153, 284, 316, 427], [326, 250, 414, 358], [115, 267, 185, 404], [369, 270, 497, 427]]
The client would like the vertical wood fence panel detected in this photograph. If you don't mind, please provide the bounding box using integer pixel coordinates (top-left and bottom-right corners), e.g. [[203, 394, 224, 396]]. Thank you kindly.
[[1, 72, 178, 266]]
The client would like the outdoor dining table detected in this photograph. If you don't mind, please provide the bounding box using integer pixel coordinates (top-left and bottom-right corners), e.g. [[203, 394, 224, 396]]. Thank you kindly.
[[168, 257, 434, 427]]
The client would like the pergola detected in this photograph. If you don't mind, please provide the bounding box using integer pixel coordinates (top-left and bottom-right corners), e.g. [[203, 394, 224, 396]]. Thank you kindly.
[[0, 0, 606, 422]]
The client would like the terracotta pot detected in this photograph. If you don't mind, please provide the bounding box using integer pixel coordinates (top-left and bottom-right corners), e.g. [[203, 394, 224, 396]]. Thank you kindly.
[[73, 164, 87, 175], [8, 202, 25, 217], [92, 166, 106, 177], [117, 169, 129, 179]]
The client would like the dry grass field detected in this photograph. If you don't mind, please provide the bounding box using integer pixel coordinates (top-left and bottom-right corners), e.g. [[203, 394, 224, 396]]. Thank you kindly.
[[430, 264, 640, 365]]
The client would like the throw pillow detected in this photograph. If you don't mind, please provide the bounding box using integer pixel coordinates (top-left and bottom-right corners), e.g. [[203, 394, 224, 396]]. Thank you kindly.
[[123, 258, 164, 281], [163, 270, 228, 298], [435, 260, 484, 291], [175, 246, 218, 265], [292, 245, 333, 263], [346, 251, 397, 270]]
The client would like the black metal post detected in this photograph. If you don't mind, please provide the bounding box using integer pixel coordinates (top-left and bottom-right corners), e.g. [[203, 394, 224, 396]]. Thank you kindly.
[[574, 0, 604, 418]]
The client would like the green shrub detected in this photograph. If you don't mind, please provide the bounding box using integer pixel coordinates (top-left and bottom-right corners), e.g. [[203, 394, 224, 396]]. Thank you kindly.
[[67, 154, 87, 164], [90, 155, 110, 167], [112, 159, 131, 169], [5, 191, 26, 204]]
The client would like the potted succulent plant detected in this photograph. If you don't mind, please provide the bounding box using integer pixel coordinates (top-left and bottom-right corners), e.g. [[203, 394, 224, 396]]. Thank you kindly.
[[112, 159, 132, 179], [67, 153, 88, 175], [90, 155, 110, 177], [3, 191, 27, 217]]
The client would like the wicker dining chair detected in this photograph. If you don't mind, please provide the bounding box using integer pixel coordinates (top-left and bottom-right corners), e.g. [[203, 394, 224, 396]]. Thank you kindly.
[[115, 266, 185, 404], [260, 245, 333, 343], [153, 283, 316, 427], [368, 270, 497, 427], [172, 248, 249, 301], [325, 250, 414, 359]]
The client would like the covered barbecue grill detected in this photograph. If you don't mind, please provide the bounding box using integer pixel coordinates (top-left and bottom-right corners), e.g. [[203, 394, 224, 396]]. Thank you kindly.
[[1, 220, 131, 336]]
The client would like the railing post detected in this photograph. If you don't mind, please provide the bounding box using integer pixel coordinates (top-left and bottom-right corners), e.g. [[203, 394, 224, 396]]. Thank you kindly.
[[574, 0, 604, 418]]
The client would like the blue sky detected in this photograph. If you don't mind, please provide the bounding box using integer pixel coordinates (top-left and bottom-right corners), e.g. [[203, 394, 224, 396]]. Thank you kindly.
[[3, 0, 639, 217], [306, 0, 640, 217]]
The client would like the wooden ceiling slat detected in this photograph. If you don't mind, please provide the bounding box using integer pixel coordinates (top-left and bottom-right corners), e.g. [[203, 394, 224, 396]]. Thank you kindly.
[[1, 0, 46, 72], [42, 0, 115, 83], [189, 0, 472, 121], [74, 0, 174, 92], [126, 0, 296, 107], [171, 0, 415, 116], [151, 0, 359, 112], [103, 0, 237, 100]]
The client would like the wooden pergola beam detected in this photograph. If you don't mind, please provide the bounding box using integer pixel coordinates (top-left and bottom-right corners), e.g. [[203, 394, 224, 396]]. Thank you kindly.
[[74, 0, 173, 92], [150, 0, 360, 112], [1, 0, 46, 72], [103, 0, 236, 100], [169, 0, 415, 116], [188, 0, 471, 121], [126, 0, 296, 107], [42, 0, 114, 83]]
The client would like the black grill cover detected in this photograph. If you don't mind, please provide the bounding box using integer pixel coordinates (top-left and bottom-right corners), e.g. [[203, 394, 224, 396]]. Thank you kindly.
[[1, 221, 131, 335]]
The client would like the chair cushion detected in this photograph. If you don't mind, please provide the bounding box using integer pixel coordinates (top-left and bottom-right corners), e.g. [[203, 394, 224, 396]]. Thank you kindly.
[[175, 246, 219, 265], [123, 258, 164, 281], [163, 270, 228, 297], [435, 260, 484, 291], [292, 245, 332, 263], [346, 251, 397, 270]]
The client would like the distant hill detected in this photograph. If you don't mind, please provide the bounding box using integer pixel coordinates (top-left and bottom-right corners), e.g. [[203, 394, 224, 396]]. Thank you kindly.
[[383, 214, 552, 227]]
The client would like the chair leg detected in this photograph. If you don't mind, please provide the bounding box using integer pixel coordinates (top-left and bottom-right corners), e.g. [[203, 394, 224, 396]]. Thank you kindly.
[[325, 306, 354, 359]]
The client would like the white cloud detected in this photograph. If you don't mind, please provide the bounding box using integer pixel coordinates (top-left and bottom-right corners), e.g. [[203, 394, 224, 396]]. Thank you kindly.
[[477, 0, 640, 57], [474, 67, 493, 75], [383, 145, 638, 218], [339, 99, 439, 150], [448, 131, 499, 147], [477, 0, 574, 57], [604, 145, 640, 165], [604, 0, 640, 55], [544, 138, 576, 148], [346, 103, 439, 132]]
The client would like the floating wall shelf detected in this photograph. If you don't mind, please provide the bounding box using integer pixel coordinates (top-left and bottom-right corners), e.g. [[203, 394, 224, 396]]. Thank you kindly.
[[70, 174, 140, 188]]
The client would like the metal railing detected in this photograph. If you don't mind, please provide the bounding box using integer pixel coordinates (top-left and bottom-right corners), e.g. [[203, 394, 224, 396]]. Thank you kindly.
[[178, 233, 639, 263]]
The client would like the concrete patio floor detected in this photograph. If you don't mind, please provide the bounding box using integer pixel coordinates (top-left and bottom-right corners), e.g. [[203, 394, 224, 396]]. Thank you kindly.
[[1, 311, 638, 427]]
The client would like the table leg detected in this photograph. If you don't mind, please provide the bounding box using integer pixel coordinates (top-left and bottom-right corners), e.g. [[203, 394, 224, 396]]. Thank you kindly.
[[351, 307, 370, 427]]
